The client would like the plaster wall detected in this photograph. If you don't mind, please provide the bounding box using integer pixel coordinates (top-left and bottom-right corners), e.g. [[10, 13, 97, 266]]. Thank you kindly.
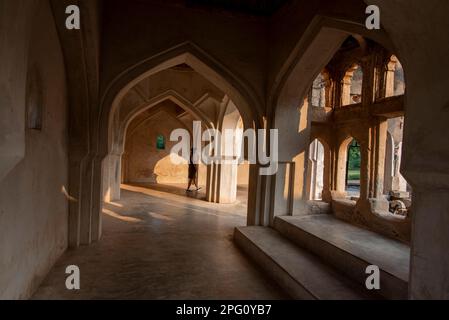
[[0, 0, 37, 180], [0, 0, 68, 299], [124, 105, 249, 189], [124, 111, 207, 185]]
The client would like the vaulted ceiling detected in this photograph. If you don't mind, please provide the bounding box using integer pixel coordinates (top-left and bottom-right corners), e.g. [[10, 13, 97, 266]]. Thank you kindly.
[[186, 0, 291, 16]]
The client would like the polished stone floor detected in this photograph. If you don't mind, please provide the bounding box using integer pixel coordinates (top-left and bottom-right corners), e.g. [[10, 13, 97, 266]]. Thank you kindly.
[[33, 184, 287, 300]]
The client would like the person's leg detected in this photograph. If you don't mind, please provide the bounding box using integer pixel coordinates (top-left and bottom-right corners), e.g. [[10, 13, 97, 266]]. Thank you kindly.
[[194, 174, 201, 190], [187, 179, 192, 191]]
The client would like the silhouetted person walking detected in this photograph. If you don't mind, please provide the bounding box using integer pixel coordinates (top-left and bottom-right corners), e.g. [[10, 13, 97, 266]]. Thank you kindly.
[[187, 148, 201, 192]]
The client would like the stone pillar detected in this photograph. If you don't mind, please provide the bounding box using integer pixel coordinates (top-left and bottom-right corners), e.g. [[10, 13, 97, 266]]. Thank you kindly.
[[323, 76, 333, 108], [341, 74, 352, 106], [68, 157, 84, 248], [392, 142, 407, 192], [205, 159, 239, 204], [373, 119, 388, 199], [79, 155, 95, 245], [75, 154, 104, 247], [109, 154, 122, 201], [315, 144, 324, 199], [363, 119, 388, 200], [121, 152, 129, 183], [356, 119, 389, 214], [247, 164, 270, 227], [385, 57, 397, 98], [321, 142, 333, 203], [384, 120, 408, 195], [216, 158, 238, 204], [102, 152, 122, 203], [205, 163, 215, 202], [336, 141, 348, 194], [383, 132, 394, 194], [91, 155, 104, 242], [359, 134, 370, 200], [362, 57, 375, 106], [306, 146, 316, 201], [271, 161, 294, 218], [306, 140, 324, 200]]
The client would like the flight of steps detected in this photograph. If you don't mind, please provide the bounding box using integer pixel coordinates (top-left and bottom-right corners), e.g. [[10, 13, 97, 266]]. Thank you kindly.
[[234, 214, 410, 300]]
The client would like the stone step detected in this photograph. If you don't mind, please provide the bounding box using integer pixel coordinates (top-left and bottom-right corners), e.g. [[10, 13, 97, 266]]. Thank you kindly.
[[273, 214, 410, 299], [234, 226, 375, 300], [306, 200, 331, 215]]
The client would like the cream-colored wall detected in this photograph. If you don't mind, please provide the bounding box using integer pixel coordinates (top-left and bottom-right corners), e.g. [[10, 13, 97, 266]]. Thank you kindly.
[[0, 0, 68, 299], [237, 162, 250, 186], [0, 0, 36, 180], [125, 111, 207, 186]]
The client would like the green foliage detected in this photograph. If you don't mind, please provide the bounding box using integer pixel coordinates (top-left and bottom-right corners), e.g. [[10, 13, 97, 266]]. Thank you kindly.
[[348, 140, 361, 170], [347, 169, 360, 181], [347, 140, 361, 181]]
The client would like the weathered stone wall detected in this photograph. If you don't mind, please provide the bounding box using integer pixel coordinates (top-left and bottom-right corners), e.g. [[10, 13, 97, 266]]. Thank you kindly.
[[0, 0, 68, 299], [124, 106, 250, 187], [124, 109, 207, 185]]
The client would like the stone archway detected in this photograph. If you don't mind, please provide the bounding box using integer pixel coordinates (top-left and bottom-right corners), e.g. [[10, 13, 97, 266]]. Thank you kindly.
[[266, 15, 399, 224], [100, 43, 264, 153], [73, 45, 265, 248], [103, 90, 215, 203], [269, 24, 349, 222]]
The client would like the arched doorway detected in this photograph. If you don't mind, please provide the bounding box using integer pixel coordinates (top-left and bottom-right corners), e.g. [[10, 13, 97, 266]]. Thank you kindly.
[[345, 139, 361, 197], [93, 48, 263, 244]]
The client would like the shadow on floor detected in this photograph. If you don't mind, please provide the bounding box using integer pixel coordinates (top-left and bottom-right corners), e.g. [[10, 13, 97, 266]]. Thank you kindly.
[[32, 183, 286, 300], [130, 182, 207, 201]]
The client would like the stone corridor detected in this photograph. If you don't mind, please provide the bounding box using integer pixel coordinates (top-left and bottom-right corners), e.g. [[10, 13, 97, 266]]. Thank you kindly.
[[2, 0, 449, 300], [33, 185, 286, 299]]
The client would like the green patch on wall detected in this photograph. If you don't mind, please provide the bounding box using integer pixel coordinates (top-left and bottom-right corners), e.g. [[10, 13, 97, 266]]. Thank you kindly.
[[156, 135, 165, 150]]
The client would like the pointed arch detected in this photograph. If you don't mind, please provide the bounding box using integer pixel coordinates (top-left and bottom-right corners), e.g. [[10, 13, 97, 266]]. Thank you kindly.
[[99, 42, 263, 157], [116, 89, 215, 154]]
